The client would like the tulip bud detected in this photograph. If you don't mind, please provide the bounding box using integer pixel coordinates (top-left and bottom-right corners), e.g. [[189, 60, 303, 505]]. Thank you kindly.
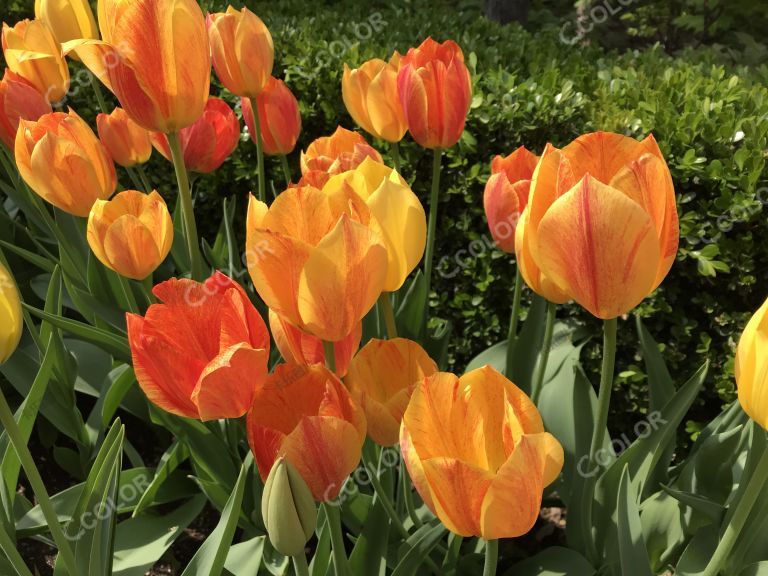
[[0, 69, 51, 149], [97, 108, 152, 168], [0, 261, 23, 364], [35, 0, 99, 46], [261, 457, 317, 557]]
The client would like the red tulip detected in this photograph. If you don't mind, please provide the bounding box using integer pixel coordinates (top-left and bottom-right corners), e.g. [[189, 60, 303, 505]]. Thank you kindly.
[[0, 69, 51, 148], [241, 77, 301, 156]]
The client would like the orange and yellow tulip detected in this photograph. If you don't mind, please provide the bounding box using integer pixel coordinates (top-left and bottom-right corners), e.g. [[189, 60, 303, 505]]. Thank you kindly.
[[400, 365, 564, 538], [300, 126, 382, 179], [345, 338, 436, 446], [518, 132, 679, 319], [35, 0, 99, 45], [736, 296, 768, 431], [1, 19, 69, 103], [247, 364, 366, 501], [87, 190, 173, 280], [323, 157, 426, 291], [342, 53, 407, 143], [241, 77, 301, 156], [127, 272, 271, 421], [397, 37, 472, 149], [0, 69, 51, 148], [269, 310, 361, 378], [151, 97, 240, 174], [483, 146, 539, 254], [207, 6, 273, 98], [67, 0, 210, 133], [246, 185, 387, 342], [97, 108, 152, 168], [15, 109, 116, 217], [0, 261, 23, 364]]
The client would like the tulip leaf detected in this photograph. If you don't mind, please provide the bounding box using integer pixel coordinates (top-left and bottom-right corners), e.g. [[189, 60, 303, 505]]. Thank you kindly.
[[348, 492, 390, 576], [659, 484, 724, 523], [639, 491, 687, 572], [508, 546, 596, 575], [740, 562, 768, 576], [223, 536, 265, 575], [507, 295, 547, 395], [465, 340, 506, 373], [616, 465, 653, 576], [391, 521, 446, 576], [132, 440, 190, 517], [675, 522, 719, 575], [0, 239, 57, 273], [0, 520, 33, 576], [395, 271, 427, 342], [309, 507, 332, 576], [636, 317, 675, 412]]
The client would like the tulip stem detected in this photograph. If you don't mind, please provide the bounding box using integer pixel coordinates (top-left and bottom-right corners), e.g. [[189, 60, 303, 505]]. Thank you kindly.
[[391, 141, 402, 174], [280, 155, 292, 188], [323, 341, 337, 374], [323, 502, 351, 576], [116, 275, 139, 313], [292, 552, 310, 576], [401, 468, 423, 529], [249, 98, 267, 203], [0, 388, 78, 576], [505, 266, 523, 378], [482, 539, 499, 576], [362, 450, 408, 540], [423, 148, 443, 317], [587, 317, 618, 473], [136, 164, 153, 192], [531, 302, 557, 404], [379, 293, 398, 339], [167, 132, 204, 281], [701, 434, 768, 576], [89, 72, 108, 113]]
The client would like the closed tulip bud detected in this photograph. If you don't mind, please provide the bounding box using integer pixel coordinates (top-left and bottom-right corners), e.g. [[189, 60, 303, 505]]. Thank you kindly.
[[207, 7, 273, 98], [342, 53, 407, 143], [269, 310, 361, 378], [35, 0, 99, 45], [15, 109, 116, 217], [484, 146, 539, 254], [97, 108, 152, 168], [397, 37, 472, 150], [68, 0, 210, 133], [2, 20, 70, 103], [736, 297, 768, 431], [0, 69, 51, 149], [151, 98, 240, 174], [519, 132, 679, 318], [401, 366, 564, 538], [300, 126, 382, 179], [0, 262, 23, 365], [127, 272, 271, 421], [87, 190, 173, 280], [262, 457, 317, 557], [323, 157, 426, 292], [241, 77, 301, 156], [248, 364, 366, 501], [345, 338, 437, 446]]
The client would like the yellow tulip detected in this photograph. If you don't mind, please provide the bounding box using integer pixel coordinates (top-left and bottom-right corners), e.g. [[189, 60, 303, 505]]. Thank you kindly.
[[0, 261, 22, 364], [35, 0, 99, 45], [322, 157, 426, 292], [736, 297, 768, 431]]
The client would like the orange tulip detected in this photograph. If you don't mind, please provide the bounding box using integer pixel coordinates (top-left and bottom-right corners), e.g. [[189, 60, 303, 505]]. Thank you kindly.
[[247, 364, 366, 501], [2, 19, 70, 103], [397, 37, 472, 149], [15, 109, 116, 217], [345, 338, 437, 446], [736, 296, 768, 431], [519, 132, 679, 318], [246, 185, 387, 342], [151, 98, 240, 174], [207, 6, 273, 98], [0, 69, 51, 148], [97, 108, 152, 168], [300, 126, 382, 177], [293, 170, 332, 190], [483, 146, 539, 254], [400, 365, 564, 538], [67, 0, 210, 133], [342, 53, 407, 143], [87, 190, 172, 280], [241, 77, 301, 156], [269, 310, 361, 378], [127, 271, 270, 421]]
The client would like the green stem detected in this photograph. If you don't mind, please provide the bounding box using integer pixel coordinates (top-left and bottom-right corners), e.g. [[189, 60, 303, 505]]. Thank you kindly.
[[378, 293, 398, 339], [587, 318, 618, 472], [292, 551, 310, 576], [140, 275, 155, 307], [249, 98, 267, 202], [116, 274, 139, 313], [391, 141, 402, 174], [402, 468, 423, 529], [136, 164, 153, 192], [280, 155, 292, 189], [0, 388, 78, 575], [167, 132, 204, 281], [323, 341, 337, 374], [505, 265, 523, 378], [482, 539, 499, 576], [531, 302, 557, 404], [701, 438, 768, 576], [423, 148, 442, 308], [89, 72, 108, 113], [323, 502, 351, 576], [125, 166, 144, 192], [362, 448, 409, 540]]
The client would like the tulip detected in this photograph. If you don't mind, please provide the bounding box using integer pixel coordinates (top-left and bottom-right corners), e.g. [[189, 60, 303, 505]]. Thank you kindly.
[[35, 0, 99, 45], [519, 132, 679, 319], [246, 185, 387, 342], [269, 310, 361, 378], [96, 108, 152, 168], [483, 146, 539, 254], [262, 457, 317, 557], [241, 77, 301, 156], [322, 157, 426, 292], [0, 261, 22, 365], [151, 97, 240, 174], [300, 126, 382, 178], [127, 271, 270, 421], [67, 0, 210, 133], [87, 190, 173, 280], [1, 20, 70, 103], [207, 6, 273, 98], [736, 297, 768, 431], [247, 364, 366, 501], [15, 109, 116, 217], [0, 69, 51, 149], [400, 365, 564, 538], [342, 53, 407, 143], [345, 338, 437, 446], [397, 37, 472, 149]]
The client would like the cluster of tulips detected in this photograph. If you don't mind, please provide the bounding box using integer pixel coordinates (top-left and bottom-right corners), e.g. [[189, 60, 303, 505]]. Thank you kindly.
[[0, 0, 767, 575]]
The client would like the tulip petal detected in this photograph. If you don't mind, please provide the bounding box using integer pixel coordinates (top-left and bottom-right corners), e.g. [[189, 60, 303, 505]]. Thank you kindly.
[[400, 425, 435, 511], [514, 209, 571, 304], [737, 298, 768, 430], [484, 173, 524, 253], [563, 131, 649, 183], [103, 215, 161, 280]]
